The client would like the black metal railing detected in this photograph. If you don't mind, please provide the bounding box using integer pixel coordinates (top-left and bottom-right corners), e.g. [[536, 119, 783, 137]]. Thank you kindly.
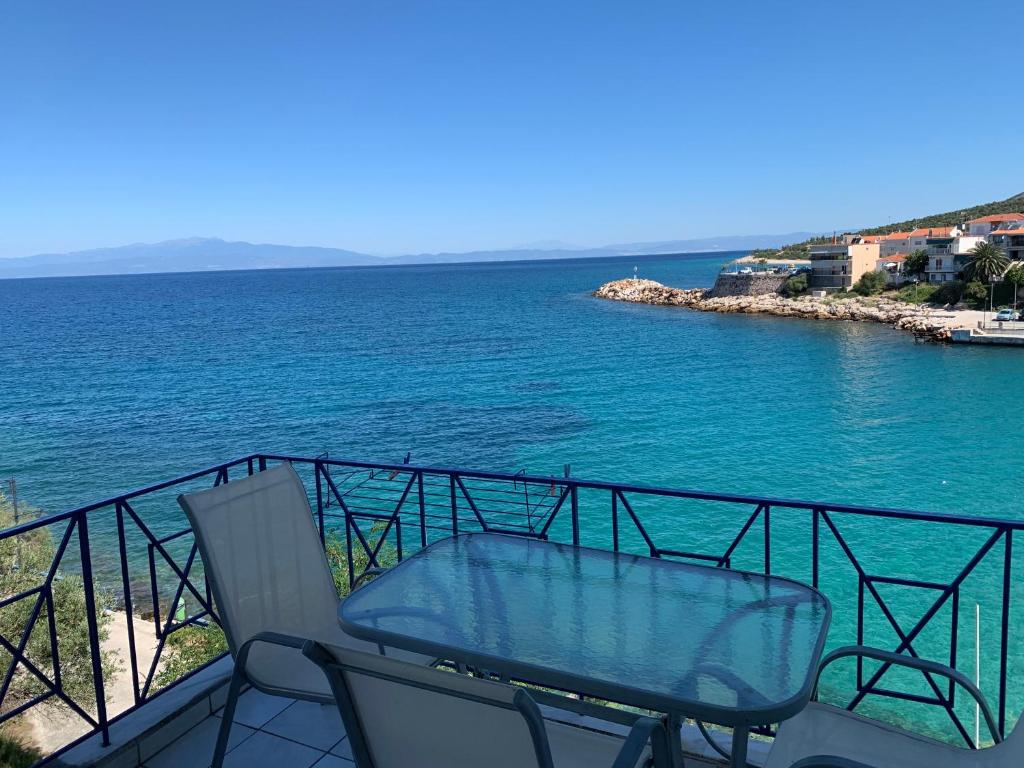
[[2, 452, 1021, 765]]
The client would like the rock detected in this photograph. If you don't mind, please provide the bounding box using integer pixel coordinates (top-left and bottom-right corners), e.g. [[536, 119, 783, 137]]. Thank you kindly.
[[594, 278, 953, 343]]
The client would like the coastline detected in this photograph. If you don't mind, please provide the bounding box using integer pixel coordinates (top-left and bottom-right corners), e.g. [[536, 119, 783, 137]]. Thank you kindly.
[[594, 278, 978, 342]]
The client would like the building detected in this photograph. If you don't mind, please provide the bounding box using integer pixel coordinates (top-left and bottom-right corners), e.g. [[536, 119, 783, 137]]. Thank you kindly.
[[966, 213, 1024, 238], [879, 231, 911, 257], [925, 235, 985, 283], [990, 223, 1024, 261], [876, 252, 907, 284], [808, 239, 881, 290], [908, 226, 960, 252]]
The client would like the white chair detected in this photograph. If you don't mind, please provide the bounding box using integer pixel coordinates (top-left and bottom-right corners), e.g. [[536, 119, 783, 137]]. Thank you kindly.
[[178, 462, 431, 768], [302, 639, 672, 768], [766, 646, 1024, 768]]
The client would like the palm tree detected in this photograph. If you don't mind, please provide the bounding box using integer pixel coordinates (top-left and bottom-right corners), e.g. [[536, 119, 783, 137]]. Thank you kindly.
[[962, 241, 1009, 283]]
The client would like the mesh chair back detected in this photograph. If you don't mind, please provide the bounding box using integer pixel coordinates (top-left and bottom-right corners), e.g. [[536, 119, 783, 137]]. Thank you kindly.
[[305, 641, 553, 768], [179, 463, 341, 693]]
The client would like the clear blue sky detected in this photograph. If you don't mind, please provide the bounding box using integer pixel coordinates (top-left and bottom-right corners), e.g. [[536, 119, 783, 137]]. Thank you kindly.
[[1, 0, 1020, 259]]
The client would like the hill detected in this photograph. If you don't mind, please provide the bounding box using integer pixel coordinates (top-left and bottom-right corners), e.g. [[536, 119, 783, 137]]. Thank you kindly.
[[749, 191, 1024, 261]]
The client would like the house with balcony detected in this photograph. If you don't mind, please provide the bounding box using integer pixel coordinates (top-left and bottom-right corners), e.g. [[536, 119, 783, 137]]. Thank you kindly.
[[875, 252, 906, 284], [879, 231, 911, 258], [808, 238, 880, 291], [908, 226, 960, 253], [966, 213, 1024, 238], [991, 224, 1024, 261], [925, 235, 985, 283]]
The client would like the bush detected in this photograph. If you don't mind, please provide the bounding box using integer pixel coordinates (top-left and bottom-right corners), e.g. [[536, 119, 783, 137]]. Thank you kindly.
[[895, 282, 938, 304], [964, 280, 989, 310], [0, 729, 41, 768], [931, 280, 964, 306], [851, 270, 888, 296], [0, 491, 117, 715], [780, 273, 808, 297]]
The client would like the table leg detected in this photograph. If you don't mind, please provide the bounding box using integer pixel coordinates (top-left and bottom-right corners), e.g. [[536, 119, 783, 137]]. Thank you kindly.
[[730, 725, 749, 768], [666, 712, 683, 768]]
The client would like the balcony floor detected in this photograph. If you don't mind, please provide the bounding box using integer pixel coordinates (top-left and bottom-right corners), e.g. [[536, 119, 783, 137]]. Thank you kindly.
[[142, 686, 726, 768]]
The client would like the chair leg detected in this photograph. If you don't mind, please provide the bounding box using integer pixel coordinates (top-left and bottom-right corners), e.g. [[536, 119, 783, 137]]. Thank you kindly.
[[212, 663, 247, 768]]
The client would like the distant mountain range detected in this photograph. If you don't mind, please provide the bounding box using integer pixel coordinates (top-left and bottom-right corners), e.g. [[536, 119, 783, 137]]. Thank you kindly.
[[0, 232, 829, 279]]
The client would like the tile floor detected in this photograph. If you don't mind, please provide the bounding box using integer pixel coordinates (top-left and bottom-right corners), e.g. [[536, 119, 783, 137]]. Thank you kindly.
[[143, 688, 351, 768]]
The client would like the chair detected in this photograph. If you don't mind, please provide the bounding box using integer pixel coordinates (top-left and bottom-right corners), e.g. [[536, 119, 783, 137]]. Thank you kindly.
[[766, 645, 1024, 768], [302, 639, 673, 768], [178, 462, 431, 768]]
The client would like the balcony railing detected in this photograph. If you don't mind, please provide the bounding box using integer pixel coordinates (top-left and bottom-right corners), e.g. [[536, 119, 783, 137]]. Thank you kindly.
[[2, 453, 1023, 764]]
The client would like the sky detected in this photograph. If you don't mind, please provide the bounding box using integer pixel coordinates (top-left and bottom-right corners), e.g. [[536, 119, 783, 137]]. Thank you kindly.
[[1, 0, 1021, 260]]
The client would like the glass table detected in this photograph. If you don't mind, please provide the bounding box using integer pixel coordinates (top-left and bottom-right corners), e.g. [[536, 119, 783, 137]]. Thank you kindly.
[[339, 532, 831, 767]]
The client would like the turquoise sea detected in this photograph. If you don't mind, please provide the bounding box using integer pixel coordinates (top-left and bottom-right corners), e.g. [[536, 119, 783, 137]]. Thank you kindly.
[[2, 251, 1023, 736], [2, 251, 1022, 517]]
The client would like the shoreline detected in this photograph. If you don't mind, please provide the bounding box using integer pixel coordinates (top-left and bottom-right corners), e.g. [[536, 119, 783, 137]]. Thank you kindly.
[[594, 278, 978, 342]]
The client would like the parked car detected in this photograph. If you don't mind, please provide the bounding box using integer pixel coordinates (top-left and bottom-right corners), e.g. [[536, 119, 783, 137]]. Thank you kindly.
[[994, 309, 1019, 322]]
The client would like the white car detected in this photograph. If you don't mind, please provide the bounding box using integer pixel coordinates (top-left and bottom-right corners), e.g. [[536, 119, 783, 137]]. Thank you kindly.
[[994, 309, 1020, 322]]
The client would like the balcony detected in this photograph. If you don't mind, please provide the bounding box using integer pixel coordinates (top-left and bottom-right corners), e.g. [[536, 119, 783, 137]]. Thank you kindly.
[[2, 454, 1022, 767]]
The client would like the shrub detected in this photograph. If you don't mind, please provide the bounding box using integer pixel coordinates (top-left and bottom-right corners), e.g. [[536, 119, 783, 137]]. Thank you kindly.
[[851, 270, 888, 296], [931, 280, 964, 306], [895, 282, 938, 304], [0, 491, 117, 714], [903, 249, 929, 277], [780, 273, 808, 297], [963, 280, 989, 310]]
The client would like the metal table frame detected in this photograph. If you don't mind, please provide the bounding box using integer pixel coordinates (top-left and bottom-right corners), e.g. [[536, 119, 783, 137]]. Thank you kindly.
[[339, 532, 832, 767]]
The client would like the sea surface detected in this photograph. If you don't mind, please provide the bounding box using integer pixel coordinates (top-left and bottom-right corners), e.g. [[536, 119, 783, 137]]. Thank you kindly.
[[2, 252, 1023, 734]]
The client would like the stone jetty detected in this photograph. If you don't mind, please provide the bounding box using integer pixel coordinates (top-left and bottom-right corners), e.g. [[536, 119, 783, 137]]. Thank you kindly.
[[594, 278, 959, 342]]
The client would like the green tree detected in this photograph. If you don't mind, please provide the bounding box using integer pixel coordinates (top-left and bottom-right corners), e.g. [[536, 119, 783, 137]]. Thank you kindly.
[[903, 249, 929, 277], [851, 270, 888, 296], [1004, 263, 1024, 309], [962, 241, 1009, 283]]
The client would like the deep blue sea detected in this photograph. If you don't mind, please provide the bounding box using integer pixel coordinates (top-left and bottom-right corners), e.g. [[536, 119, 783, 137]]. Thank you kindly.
[[2, 251, 1023, 735]]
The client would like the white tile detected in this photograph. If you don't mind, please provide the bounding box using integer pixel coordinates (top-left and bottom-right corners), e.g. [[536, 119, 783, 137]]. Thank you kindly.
[[263, 700, 346, 751], [215, 688, 294, 728], [313, 755, 354, 768], [223, 730, 323, 768], [146, 716, 255, 768], [329, 736, 353, 760]]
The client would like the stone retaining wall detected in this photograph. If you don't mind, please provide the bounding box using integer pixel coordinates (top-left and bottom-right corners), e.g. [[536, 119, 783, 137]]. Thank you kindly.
[[708, 272, 788, 298]]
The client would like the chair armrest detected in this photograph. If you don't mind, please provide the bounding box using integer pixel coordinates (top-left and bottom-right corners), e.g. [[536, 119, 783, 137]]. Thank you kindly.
[[236, 631, 308, 666], [611, 716, 669, 768], [788, 757, 879, 768], [816, 645, 1001, 744]]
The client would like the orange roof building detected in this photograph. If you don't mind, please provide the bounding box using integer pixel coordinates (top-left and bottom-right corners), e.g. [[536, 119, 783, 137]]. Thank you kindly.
[[967, 213, 1024, 224]]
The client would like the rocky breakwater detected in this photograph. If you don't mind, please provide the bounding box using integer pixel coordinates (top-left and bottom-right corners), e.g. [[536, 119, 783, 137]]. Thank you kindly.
[[594, 278, 957, 342]]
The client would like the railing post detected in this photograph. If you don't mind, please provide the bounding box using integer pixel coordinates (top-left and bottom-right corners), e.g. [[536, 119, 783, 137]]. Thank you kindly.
[[999, 528, 1012, 735], [450, 474, 458, 535], [418, 472, 427, 548], [611, 490, 619, 552], [314, 460, 325, 545], [77, 511, 109, 745], [115, 502, 141, 706], [812, 508, 820, 589], [763, 504, 771, 575]]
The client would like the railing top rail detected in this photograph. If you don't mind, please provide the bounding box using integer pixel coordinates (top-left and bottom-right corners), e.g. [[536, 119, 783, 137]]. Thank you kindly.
[[4, 451, 1022, 541], [263, 453, 1024, 532]]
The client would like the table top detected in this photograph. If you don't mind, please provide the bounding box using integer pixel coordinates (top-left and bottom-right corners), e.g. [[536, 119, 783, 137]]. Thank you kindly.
[[339, 532, 831, 726]]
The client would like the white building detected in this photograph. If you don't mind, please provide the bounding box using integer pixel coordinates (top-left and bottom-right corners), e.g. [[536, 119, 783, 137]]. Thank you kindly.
[[879, 232, 911, 258], [908, 226, 960, 253], [966, 213, 1024, 238], [925, 235, 986, 283]]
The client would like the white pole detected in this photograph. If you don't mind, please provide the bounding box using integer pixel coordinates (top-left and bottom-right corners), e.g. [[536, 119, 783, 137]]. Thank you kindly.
[[976, 603, 981, 746]]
